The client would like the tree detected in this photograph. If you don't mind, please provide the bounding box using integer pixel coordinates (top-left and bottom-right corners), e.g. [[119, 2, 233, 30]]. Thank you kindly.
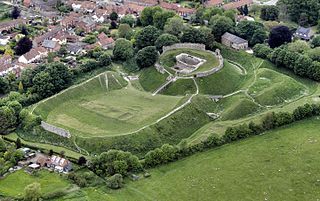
[[78, 156, 87, 166], [110, 12, 118, 21], [136, 46, 159, 68], [15, 138, 22, 149], [120, 14, 135, 27], [155, 33, 179, 51], [7, 101, 22, 115], [164, 17, 185, 37], [311, 36, 320, 48], [135, 25, 160, 49], [118, 24, 133, 40], [288, 40, 311, 54], [294, 55, 313, 77], [140, 6, 162, 26], [106, 174, 123, 189], [278, 0, 320, 26], [32, 72, 54, 98], [153, 10, 175, 30], [49, 149, 54, 156], [268, 26, 292, 48], [209, 15, 234, 41], [11, 6, 20, 19], [113, 39, 134, 61], [15, 37, 33, 55], [24, 182, 41, 201], [235, 21, 267, 46], [83, 35, 97, 44], [253, 44, 273, 59], [0, 77, 9, 94], [21, 26, 28, 35], [181, 26, 206, 44], [224, 10, 236, 22], [243, 5, 249, 16], [260, 5, 279, 21], [0, 106, 17, 134], [98, 53, 112, 67], [307, 47, 320, 62]]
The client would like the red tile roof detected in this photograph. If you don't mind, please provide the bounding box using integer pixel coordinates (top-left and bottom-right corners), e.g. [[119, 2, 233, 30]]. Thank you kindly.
[[206, 0, 223, 6], [223, 0, 253, 10]]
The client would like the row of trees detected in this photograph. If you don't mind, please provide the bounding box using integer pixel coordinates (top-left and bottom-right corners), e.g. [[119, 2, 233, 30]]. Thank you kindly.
[[253, 44, 320, 81]]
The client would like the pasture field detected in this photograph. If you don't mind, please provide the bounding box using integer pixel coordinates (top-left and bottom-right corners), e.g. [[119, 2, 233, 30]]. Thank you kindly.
[[0, 170, 71, 199], [34, 72, 183, 137], [159, 48, 219, 75], [50, 117, 320, 201]]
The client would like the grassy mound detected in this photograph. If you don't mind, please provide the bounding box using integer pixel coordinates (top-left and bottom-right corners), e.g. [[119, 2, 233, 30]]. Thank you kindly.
[[139, 67, 168, 92], [196, 61, 246, 95], [160, 48, 219, 75], [34, 71, 182, 137], [161, 79, 197, 96], [249, 68, 308, 106], [219, 94, 261, 120]]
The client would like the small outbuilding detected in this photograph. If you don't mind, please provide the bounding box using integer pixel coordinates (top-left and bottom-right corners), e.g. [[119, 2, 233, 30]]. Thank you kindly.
[[221, 32, 248, 50]]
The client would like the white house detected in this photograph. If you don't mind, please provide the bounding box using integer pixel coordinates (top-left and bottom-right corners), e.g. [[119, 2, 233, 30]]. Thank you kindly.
[[18, 47, 48, 64]]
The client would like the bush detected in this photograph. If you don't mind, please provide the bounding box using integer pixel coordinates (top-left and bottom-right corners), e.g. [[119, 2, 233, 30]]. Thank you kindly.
[[253, 44, 272, 59], [106, 174, 123, 189]]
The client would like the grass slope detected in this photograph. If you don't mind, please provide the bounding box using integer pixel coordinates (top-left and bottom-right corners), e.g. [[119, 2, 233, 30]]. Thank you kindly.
[[139, 67, 168, 92], [0, 170, 71, 199], [117, 117, 320, 201], [34, 72, 182, 137], [249, 68, 308, 106], [196, 61, 246, 95], [161, 79, 196, 96]]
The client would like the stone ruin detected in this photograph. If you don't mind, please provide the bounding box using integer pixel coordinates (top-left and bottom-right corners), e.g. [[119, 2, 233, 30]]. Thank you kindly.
[[41, 121, 71, 138], [174, 53, 206, 74]]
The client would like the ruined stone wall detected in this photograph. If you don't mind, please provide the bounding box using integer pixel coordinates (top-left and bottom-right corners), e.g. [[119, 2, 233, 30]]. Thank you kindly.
[[162, 43, 206, 53], [41, 121, 71, 138]]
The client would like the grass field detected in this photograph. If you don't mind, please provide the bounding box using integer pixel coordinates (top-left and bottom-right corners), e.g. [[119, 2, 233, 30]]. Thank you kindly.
[[50, 117, 320, 201], [0, 170, 71, 199], [34, 72, 183, 137], [139, 67, 168, 92], [160, 48, 219, 75]]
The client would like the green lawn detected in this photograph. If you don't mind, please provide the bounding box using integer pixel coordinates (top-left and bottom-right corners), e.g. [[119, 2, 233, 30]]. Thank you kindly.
[[0, 170, 71, 199], [139, 67, 168, 92], [34, 72, 183, 137], [160, 48, 219, 75], [115, 117, 320, 201]]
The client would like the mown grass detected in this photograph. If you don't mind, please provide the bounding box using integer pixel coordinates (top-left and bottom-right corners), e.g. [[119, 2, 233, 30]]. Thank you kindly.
[[34, 72, 182, 137], [0, 170, 71, 199]]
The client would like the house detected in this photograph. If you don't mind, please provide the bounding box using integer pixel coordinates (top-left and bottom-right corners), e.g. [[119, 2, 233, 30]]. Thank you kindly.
[[0, 36, 10, 46], [67, 43, 85, 55], [0, 54, 12, 76], [49, 155, 72, 172], [18, 47, 48, 64], [206, 0, 223, 7], [223, 0, 253, 10], [96, 32, 114, 49], [221, 32, 248, 50], [294, 27, 314, 41], [42, 39, 61, 52], [33, 27, 62, 47]]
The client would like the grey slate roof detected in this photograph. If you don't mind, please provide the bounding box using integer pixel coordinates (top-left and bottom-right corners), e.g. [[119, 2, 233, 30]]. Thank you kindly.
[[42, 39, 57, 49], [222, 32, 248, 44]]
